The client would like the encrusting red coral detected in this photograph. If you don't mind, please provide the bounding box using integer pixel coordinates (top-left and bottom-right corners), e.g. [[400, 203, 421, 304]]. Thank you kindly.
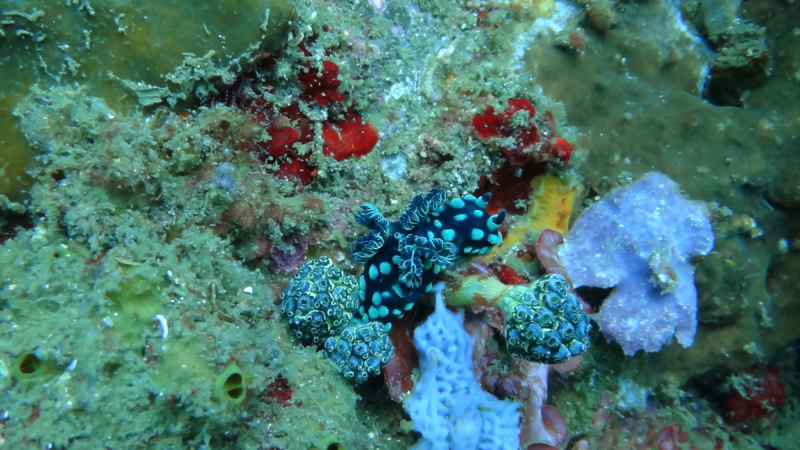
[[276, 158, 315, 186], [473, 99, 541, 166], [263, 374, 294, 406], [472, 98, 575, 166], [489, 263, 530, 285], [299, 60, 346, 105], [472, 99, 577, 215], [322, 112, 380, 161], [476, 162, 546, 215], [262, 126, 299, 158], [551, 137, 575, 163], [210, 53, 379, 186], [472, 99, 536, 140], [725, 364, 786, 426]]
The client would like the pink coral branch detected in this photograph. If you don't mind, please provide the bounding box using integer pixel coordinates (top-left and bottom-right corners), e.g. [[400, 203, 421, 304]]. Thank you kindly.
[[515, 360, 568, 447], [464, 308, 570, 448], [536, 229, 592, 313]]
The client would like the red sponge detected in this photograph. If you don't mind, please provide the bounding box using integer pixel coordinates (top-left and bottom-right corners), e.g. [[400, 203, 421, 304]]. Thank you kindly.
[[322, 113, 379, 161]]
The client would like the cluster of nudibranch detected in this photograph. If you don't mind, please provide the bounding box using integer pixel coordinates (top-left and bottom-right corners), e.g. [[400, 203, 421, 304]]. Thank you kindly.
[[281, 188, 589, 382], [447, 273, 591, 365]]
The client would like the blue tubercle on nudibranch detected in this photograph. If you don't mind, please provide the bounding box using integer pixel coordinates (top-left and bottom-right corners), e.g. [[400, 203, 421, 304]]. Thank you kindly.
[[353, 188, 506, 324]]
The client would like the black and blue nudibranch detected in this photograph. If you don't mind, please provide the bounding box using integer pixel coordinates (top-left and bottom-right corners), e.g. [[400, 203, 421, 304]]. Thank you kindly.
[[351, 188, 505, 323], [281, 188, 505, 383]]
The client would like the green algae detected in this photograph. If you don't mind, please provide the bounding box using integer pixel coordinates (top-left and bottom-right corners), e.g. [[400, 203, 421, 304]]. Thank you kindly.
[[0, 0, 557, 447], [1, 0, 295, 201], [0, 78, 408, 450]]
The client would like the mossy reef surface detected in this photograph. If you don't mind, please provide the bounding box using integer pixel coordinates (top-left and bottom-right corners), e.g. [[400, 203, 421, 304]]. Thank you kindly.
[[1, 0, 799, 449]]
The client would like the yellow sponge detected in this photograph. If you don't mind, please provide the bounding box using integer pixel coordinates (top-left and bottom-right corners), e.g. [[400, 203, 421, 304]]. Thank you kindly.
[[486, 175, 582, 259]]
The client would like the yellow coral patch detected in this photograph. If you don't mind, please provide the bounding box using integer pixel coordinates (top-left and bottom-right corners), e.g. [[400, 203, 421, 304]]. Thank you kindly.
[[484, 175, 582, 260], [512, 0, 557, 17], [530, 175, 581, 236]]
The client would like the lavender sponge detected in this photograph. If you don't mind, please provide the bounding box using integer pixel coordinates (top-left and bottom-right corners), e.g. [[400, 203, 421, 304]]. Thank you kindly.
[[557, 172, 714, 355], [405, 284, 520, 450]]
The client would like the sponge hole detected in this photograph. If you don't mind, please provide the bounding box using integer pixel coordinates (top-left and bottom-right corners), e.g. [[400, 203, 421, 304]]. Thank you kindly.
[[18, 354, 42, 374], [224, 373, 245, 399]]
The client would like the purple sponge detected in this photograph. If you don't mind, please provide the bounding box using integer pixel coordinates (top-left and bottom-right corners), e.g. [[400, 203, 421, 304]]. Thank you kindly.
[[557, 172, 714, 355]]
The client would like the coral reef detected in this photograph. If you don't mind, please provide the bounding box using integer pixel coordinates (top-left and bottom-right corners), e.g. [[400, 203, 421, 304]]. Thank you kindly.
[[0, 79, 407, 448], [1, 0, 799, 448]]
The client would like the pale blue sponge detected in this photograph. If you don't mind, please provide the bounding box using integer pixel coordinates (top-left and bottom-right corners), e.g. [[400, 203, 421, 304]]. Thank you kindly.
[[557, 172, 714, 355], [405, 284, 520, 450]]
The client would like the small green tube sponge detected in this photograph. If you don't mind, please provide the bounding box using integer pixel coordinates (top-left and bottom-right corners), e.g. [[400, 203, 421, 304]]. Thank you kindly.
[[313, 435, 348, 450], [281, 257, 359, 346], [214, 362, 246, 405], [446, 274, 591, 364], [12, 353, 59, 381]]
